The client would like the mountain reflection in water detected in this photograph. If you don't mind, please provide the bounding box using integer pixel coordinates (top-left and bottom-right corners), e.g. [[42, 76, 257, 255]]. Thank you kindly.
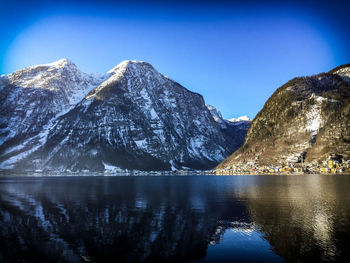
[[0, 175, 350, 263]]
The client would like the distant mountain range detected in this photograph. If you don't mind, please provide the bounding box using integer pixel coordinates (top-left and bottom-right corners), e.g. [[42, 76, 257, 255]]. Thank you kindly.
[[0, 59, 249, 172], [218, 64, 350, 171]]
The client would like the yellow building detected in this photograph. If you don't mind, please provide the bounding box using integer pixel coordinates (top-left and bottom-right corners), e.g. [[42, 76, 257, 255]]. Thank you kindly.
[[320, 167, 328, 173], [282, 166, 292, 173]]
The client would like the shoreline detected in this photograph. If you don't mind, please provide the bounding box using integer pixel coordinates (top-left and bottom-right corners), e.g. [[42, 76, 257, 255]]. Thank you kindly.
[[0, 169, 349, 176]]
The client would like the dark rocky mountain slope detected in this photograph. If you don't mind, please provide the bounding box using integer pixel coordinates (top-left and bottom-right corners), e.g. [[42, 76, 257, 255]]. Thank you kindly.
[[218, 64, 350, 170]]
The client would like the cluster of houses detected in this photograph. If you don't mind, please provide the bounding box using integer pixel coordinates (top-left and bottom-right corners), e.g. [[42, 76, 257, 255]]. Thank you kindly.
[[216, 157, 350, 175]]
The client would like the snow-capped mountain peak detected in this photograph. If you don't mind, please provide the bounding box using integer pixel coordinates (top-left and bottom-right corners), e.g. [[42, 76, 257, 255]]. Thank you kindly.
[[88, 59, 168, 101], [107, 60, 152, 74], [107, 60, 132, 74], [7, 58, 107, 106], [227, 116, 250, 123], [9, 58, 77, 78], [45, 58, 74, 69]]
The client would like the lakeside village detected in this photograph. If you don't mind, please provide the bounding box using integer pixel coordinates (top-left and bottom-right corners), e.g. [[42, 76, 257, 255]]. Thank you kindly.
[[215, 157, 350, 175]]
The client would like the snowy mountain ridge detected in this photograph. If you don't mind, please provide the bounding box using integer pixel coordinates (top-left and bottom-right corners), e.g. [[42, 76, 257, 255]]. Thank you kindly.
[[0, 59, 247, 171], [7, 59, 107, 102]]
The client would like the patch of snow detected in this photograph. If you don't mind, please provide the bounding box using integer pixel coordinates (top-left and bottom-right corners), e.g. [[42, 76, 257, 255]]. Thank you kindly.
[[227, 116, 250, 122], [305, 95, 324, 135], [135, 198, 147, 209], [313, 94, 327, 103], [169, 160, 177, 171], [207, 104, 224, 123], [285, 153, 302, 163], [0, 128, 50, 169], [102, 161, 121, 171], [333, 66, 350, 83], [306, 107, 322, 134], [45, 58, 72, 68], [149, 108, 158, 119], [1, 143, 27, 156], [107, 60, 132, 74], [134, 138, 147, 148], [90, 149, 98, 156]]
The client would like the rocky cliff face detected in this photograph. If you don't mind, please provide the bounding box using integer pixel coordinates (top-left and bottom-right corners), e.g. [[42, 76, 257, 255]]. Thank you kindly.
[[218, 64, 350, 169], [0, 59, 244, 171], [206, 105, 250, 153]]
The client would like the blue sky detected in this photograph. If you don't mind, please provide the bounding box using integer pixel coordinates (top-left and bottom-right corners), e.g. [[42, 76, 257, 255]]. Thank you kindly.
[[1, 0, 349, 119]]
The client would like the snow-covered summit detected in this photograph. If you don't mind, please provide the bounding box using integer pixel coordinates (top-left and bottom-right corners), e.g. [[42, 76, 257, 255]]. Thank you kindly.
[[107, 60, 133, 74], [45, 58, 75, 69], [9, 58, 76, 76], [107, 60, 154, 74], [6, 58, 107, 106], [227, 116, 250, 123], [88, 59, 167, 100]]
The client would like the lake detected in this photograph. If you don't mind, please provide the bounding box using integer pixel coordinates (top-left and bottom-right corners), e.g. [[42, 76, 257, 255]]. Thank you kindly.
[[0, 174, 350, 262]]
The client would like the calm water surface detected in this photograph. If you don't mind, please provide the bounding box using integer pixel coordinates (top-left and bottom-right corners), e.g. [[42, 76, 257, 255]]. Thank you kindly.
[[0, 175, 350, 263]]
